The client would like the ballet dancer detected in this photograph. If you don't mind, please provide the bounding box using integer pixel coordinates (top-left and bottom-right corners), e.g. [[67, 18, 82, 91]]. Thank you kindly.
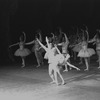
[[57, 31, 70, 71], [9, 32, 31, 67], [37, 37, 65, 85], [89, 29, 100, 69], [77, 28, 95, 71], [26, 30, 44, 67]]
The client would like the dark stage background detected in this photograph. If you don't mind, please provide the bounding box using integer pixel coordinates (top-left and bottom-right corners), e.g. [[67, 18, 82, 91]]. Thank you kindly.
[[0, 0, 100, 65]]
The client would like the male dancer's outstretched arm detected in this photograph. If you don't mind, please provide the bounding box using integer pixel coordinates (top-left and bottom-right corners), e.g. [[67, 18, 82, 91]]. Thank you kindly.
[[37, 38, 47, 52]]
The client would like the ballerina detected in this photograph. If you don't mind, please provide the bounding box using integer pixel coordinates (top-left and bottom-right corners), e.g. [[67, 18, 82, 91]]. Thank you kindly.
[[77, 27, 95, 71], [71, 28, 83, 63], [89, 29, 100, 69], [55, 44, 80, 71], [37, 37, 65, 85], [9, 32, 31, 67], [57, 31, 70, 71]]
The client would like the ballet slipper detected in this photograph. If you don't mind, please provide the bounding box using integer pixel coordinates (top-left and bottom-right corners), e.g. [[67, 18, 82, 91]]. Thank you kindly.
[[61, 81, 66, 85], [98, 66, 100, 69], [84, 68, 88, 71], [63, 69, 68, 72], [77, 68, 80, 71], [21, 62, 25, 67], [21, 65, 25, 68], [36, 65, 40, 68]]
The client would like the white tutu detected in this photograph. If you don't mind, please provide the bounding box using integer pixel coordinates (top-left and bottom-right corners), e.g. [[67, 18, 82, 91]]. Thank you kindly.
[[14, 48, 31, 57], [65, 54, 70, 61], [78, 48, 95, 57], [72, 44, 82, 52], [55, 54, 70, 65], [55, 54, 64, 64]]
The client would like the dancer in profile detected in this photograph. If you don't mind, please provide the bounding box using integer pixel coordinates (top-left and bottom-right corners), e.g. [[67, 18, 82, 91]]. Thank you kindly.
[[57, 31, 70, 71], [26, 30, 44, 67], [89, 29, 100, 69], [55, 44, 80, 71], [9, 32, 31, 67], [37, 37, 65, 85]]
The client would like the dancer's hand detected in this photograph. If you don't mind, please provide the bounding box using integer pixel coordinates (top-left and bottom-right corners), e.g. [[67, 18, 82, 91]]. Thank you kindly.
[[46, 36, 49, 43]]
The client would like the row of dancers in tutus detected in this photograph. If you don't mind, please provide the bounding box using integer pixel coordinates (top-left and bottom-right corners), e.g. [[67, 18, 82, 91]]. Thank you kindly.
[[9, 26, 100, 85]]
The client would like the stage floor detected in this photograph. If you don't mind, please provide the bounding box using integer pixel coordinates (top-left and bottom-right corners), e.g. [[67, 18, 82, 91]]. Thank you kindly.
[[0, 63, 100, 100]]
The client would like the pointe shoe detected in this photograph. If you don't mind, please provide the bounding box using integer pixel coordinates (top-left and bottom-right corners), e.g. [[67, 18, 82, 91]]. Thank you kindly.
[[63, 69, 68, 72], [36, 65, 40, 68], [77, 68, 80, 71], [84, 69, 88, 71], [21, 64, 25, 68], [98, 66, 100, 69], [21, 65, 25, 68], [61, 81, 65, 85]]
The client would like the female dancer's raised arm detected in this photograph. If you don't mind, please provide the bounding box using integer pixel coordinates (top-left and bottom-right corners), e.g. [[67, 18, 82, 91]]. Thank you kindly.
[[22, 31, 26, 43], [64, 33, 69, 44], [46, 36, 51, 49], [51, 32, 55, 39], [38, 32, 42, 42]]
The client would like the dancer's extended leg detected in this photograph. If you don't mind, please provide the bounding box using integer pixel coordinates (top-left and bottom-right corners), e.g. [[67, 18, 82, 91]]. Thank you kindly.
[[67, 62, 80, 70]]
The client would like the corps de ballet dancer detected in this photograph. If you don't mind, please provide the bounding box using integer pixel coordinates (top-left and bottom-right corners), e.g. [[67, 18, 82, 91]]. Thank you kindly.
[[70, 28, 83, 64], [55, 44, 80, 71], [77, 27, 95, 71], [89, 29, 100, 69], [57, 31, 70, 71], [26, 30, 44, 68], [9, 32, 31, 67]]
